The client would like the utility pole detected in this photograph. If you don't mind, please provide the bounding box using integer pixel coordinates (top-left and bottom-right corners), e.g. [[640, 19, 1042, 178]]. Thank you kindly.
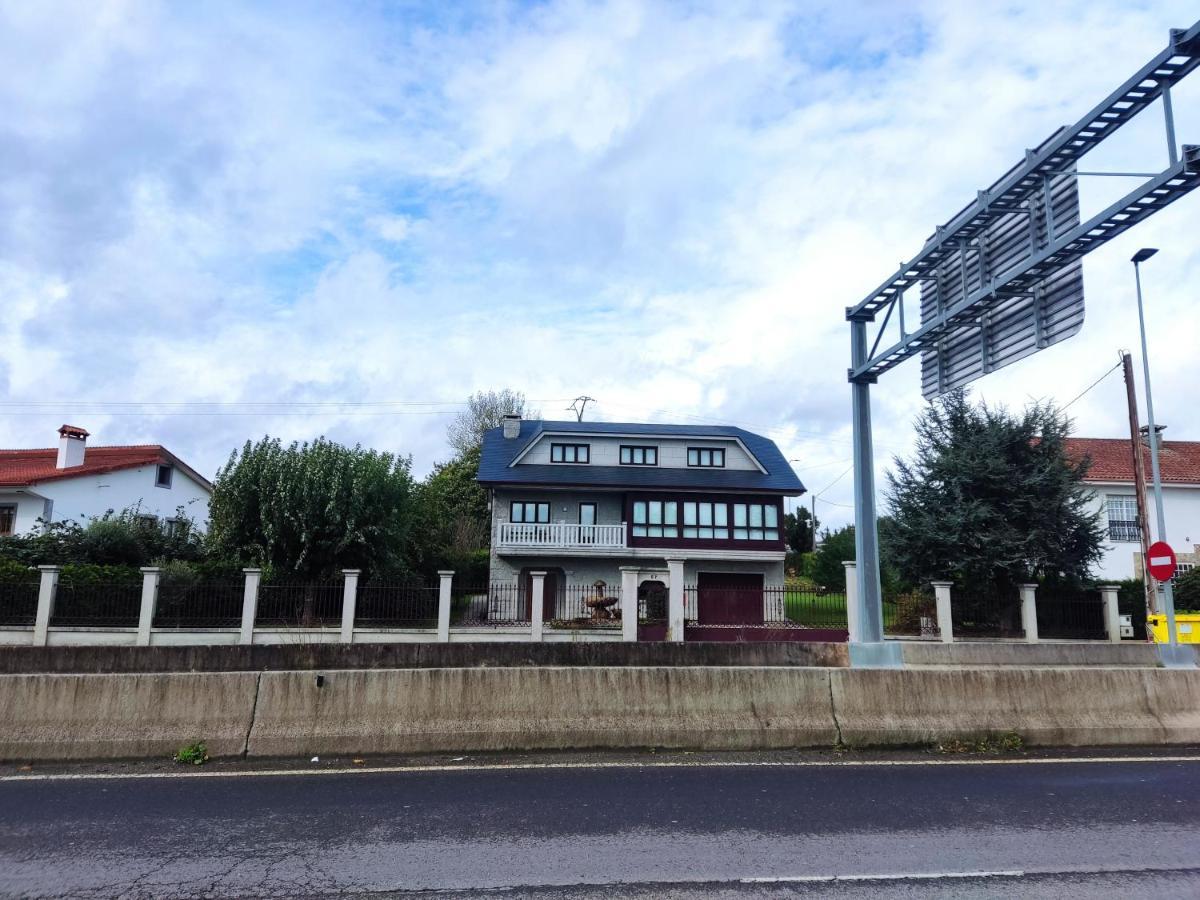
[[566, 396, 595, 422], [1121, 351, 1155, 616]]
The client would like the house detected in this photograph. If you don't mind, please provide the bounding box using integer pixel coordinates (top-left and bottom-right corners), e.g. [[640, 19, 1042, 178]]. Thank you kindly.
[[1066, 436, 1200, 583], [477, 415, 805, 631], [0, 425, 213, 536]]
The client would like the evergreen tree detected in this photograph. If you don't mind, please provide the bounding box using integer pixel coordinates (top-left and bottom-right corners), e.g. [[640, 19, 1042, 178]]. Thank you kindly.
[[885, 389, 1103, 593]]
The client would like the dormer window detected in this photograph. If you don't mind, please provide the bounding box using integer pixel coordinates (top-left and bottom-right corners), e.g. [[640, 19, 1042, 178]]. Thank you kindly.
[[155, 464, 174, 488], [687, 447, 725, 468], [620, 445, 657, 466], [550, 443, 590, 464]]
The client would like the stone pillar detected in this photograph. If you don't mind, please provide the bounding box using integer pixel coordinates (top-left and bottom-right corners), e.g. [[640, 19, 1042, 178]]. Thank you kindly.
[[530, 571, 546, 642], [1101, 585, 1122, 644], [620, 567, 640, 643], [931, 581, 954, 643], [667, 558, 685, 643], [33, 565, 61, 647], [340, 569, 361, 644], [843, 561, 860, 642], [437, 570, 454, 643], [1019, 583, 1039, 643], [240, 568, 262, 646], [137, 567, 161, 647]]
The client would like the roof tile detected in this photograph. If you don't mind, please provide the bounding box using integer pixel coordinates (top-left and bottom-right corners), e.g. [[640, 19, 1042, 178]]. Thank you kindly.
[[1065, 437, 1200, 485]]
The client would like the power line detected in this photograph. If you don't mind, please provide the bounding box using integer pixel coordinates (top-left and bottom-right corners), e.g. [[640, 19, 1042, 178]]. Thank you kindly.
[[1061, 360, 1124, 411]]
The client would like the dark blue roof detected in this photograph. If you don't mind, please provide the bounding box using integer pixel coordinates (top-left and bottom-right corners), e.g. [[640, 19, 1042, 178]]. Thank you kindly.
[[478, 420, 805, 494]]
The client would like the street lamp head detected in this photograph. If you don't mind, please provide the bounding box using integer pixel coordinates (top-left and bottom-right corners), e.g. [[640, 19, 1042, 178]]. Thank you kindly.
[[1132, 248, 1159, 263]]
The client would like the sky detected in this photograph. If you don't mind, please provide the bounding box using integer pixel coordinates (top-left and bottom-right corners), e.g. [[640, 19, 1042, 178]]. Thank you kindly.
[[2, 0, 1198, 528]]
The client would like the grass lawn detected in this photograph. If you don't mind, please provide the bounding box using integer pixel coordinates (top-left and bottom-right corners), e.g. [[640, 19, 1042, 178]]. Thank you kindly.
[[784, 591, 905, 630]]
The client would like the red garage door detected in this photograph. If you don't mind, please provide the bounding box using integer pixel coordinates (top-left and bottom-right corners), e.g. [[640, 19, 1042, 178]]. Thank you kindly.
[[696, 572, 764, 625]]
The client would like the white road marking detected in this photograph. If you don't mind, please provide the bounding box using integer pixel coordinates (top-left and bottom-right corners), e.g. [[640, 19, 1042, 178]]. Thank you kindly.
[[3, 754, 1200, 783], [743, 870, 1025, 883]]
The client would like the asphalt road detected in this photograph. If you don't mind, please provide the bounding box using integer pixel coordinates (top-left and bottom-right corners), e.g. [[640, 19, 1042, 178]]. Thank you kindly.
[[1, 755, 1199, 898]]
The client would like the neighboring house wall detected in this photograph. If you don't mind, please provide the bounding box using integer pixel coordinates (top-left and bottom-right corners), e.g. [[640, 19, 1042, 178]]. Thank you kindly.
[[488, 554, 785, 589], [0, 465, 211, 535], [1087, 483, 1200, 580]]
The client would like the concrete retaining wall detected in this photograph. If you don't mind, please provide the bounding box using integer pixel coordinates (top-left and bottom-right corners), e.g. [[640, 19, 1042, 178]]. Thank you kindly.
[[3, 666, 1199, 761], [0, 641, 849, 674], [0, 672, 259, 761], [900, 641, 1192, 668]]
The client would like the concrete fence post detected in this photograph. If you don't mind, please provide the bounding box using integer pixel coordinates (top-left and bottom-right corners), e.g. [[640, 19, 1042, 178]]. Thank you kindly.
[[1101, 585, 1122, 643], [437, 570, 454, 642], [1019, 583, 1039, 643], [620, 567, 640, 642], [137, 567, 161, 647], [931, 581, 954, 643], [340, 569, 361, 644], [529, 571, 546, 642], [843, 561, 860, 642], [667, 558, 685, 643], [33, 565, 61, 647], [240, 568, 262, 646]]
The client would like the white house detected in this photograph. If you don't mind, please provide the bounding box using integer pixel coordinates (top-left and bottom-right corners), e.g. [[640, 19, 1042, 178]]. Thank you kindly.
[[1066, 437, 1200, 583], [477, 416, 806, 637], [0, 425, 213, 536]]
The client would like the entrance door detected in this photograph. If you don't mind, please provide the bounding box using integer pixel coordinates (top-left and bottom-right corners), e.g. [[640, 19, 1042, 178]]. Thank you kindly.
[[521, 568, 560, 621], [696, 572, 764, 625], [579, 503, 597, 544]]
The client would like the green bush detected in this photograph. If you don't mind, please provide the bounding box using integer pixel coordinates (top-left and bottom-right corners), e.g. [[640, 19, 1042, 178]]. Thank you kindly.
[[1176, 569, 1200, 613], [58, 563, 143, 587], [0, 559, 38, 584], [174, 741, 209, 765]]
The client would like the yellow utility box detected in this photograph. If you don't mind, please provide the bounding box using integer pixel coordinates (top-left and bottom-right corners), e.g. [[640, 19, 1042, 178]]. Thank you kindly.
[[1147, 613, 1200, 644]]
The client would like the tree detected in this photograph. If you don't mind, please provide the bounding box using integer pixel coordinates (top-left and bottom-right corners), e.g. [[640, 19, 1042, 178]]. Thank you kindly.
[[447, 389, 536, 455], [783, 508, 817, 556], [207, 436, 414, 579], [812, 525, 856, 590], [408, 444, 491, 580], [885, 389, 1103, 593]]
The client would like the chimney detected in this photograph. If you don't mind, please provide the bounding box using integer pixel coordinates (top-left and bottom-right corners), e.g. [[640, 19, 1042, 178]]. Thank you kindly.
[[1139, 424, 1167, 450], [56, 425, 89, 469], [502, 414, 522, 439]]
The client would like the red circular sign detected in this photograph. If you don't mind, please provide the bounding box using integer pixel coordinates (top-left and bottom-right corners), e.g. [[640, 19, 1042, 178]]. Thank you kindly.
[[1147, 541, 1178, 582]]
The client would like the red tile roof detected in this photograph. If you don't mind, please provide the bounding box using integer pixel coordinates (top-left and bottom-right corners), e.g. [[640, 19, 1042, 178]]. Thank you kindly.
[[1065, 438, 1200, 485], [0, 445, 211, 490]]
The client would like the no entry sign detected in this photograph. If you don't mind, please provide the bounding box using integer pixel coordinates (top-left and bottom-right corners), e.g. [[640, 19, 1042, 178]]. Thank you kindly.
[[1147, 541, 1178, 582]]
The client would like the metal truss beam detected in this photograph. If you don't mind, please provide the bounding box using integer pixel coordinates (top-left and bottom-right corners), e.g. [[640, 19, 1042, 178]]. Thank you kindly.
[[847, 19, 1200, 324], [851, 147, 1200, 381]]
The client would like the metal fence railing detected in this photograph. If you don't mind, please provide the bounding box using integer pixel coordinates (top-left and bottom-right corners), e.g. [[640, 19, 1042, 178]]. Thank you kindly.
[[951, 585, 1024, 638], [154, 581, 244, 628], [638, 581, 668, 624], [254, 581, 343, 628], [551, 583, 621, 627], [355, 582, 439, 627], [0, 581, 40, 626], [883, 591, 937, 636], [50, 582, 142, 626], [453, 582, 529, 626], [782, 588, 849, 630], [1037, 585, 1106, 640]]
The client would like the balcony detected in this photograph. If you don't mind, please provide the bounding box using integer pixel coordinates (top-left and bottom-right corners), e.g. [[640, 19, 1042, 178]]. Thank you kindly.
[[497, 522, 627, 550]]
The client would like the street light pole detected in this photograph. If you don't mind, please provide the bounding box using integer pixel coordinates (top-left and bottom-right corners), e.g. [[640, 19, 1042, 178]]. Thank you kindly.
[[1131, 248, 1181, 654]]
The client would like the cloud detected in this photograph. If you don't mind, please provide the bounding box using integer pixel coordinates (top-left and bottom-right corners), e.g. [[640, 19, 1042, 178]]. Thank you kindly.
[[1, 0, 1198, 529]]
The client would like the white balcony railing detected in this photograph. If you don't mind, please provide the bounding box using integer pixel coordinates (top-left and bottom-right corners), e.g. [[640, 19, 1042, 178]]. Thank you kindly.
[[497, 522, 627, 549]]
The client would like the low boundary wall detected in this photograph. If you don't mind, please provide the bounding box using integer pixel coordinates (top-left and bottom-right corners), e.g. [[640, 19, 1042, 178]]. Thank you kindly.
[[0, 641, 848, 674], [3, 665, 1200, 761]]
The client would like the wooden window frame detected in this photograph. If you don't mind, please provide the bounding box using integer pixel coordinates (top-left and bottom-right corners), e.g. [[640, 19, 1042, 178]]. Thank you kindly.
[[686, 447, 726, 468], [0, 504, 16, 537], [625, 494, 783, 548], [550, 443, 590, 464], [510, 501, 551, 524], [619, 445, 658, 466]]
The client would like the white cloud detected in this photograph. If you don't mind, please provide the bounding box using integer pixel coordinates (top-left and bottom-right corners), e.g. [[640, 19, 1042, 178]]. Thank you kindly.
[[1, 0, 1198, 529]]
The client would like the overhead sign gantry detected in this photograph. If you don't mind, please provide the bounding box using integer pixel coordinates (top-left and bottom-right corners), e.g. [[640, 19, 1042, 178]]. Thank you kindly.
[[845, 21, 1200, 667]]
